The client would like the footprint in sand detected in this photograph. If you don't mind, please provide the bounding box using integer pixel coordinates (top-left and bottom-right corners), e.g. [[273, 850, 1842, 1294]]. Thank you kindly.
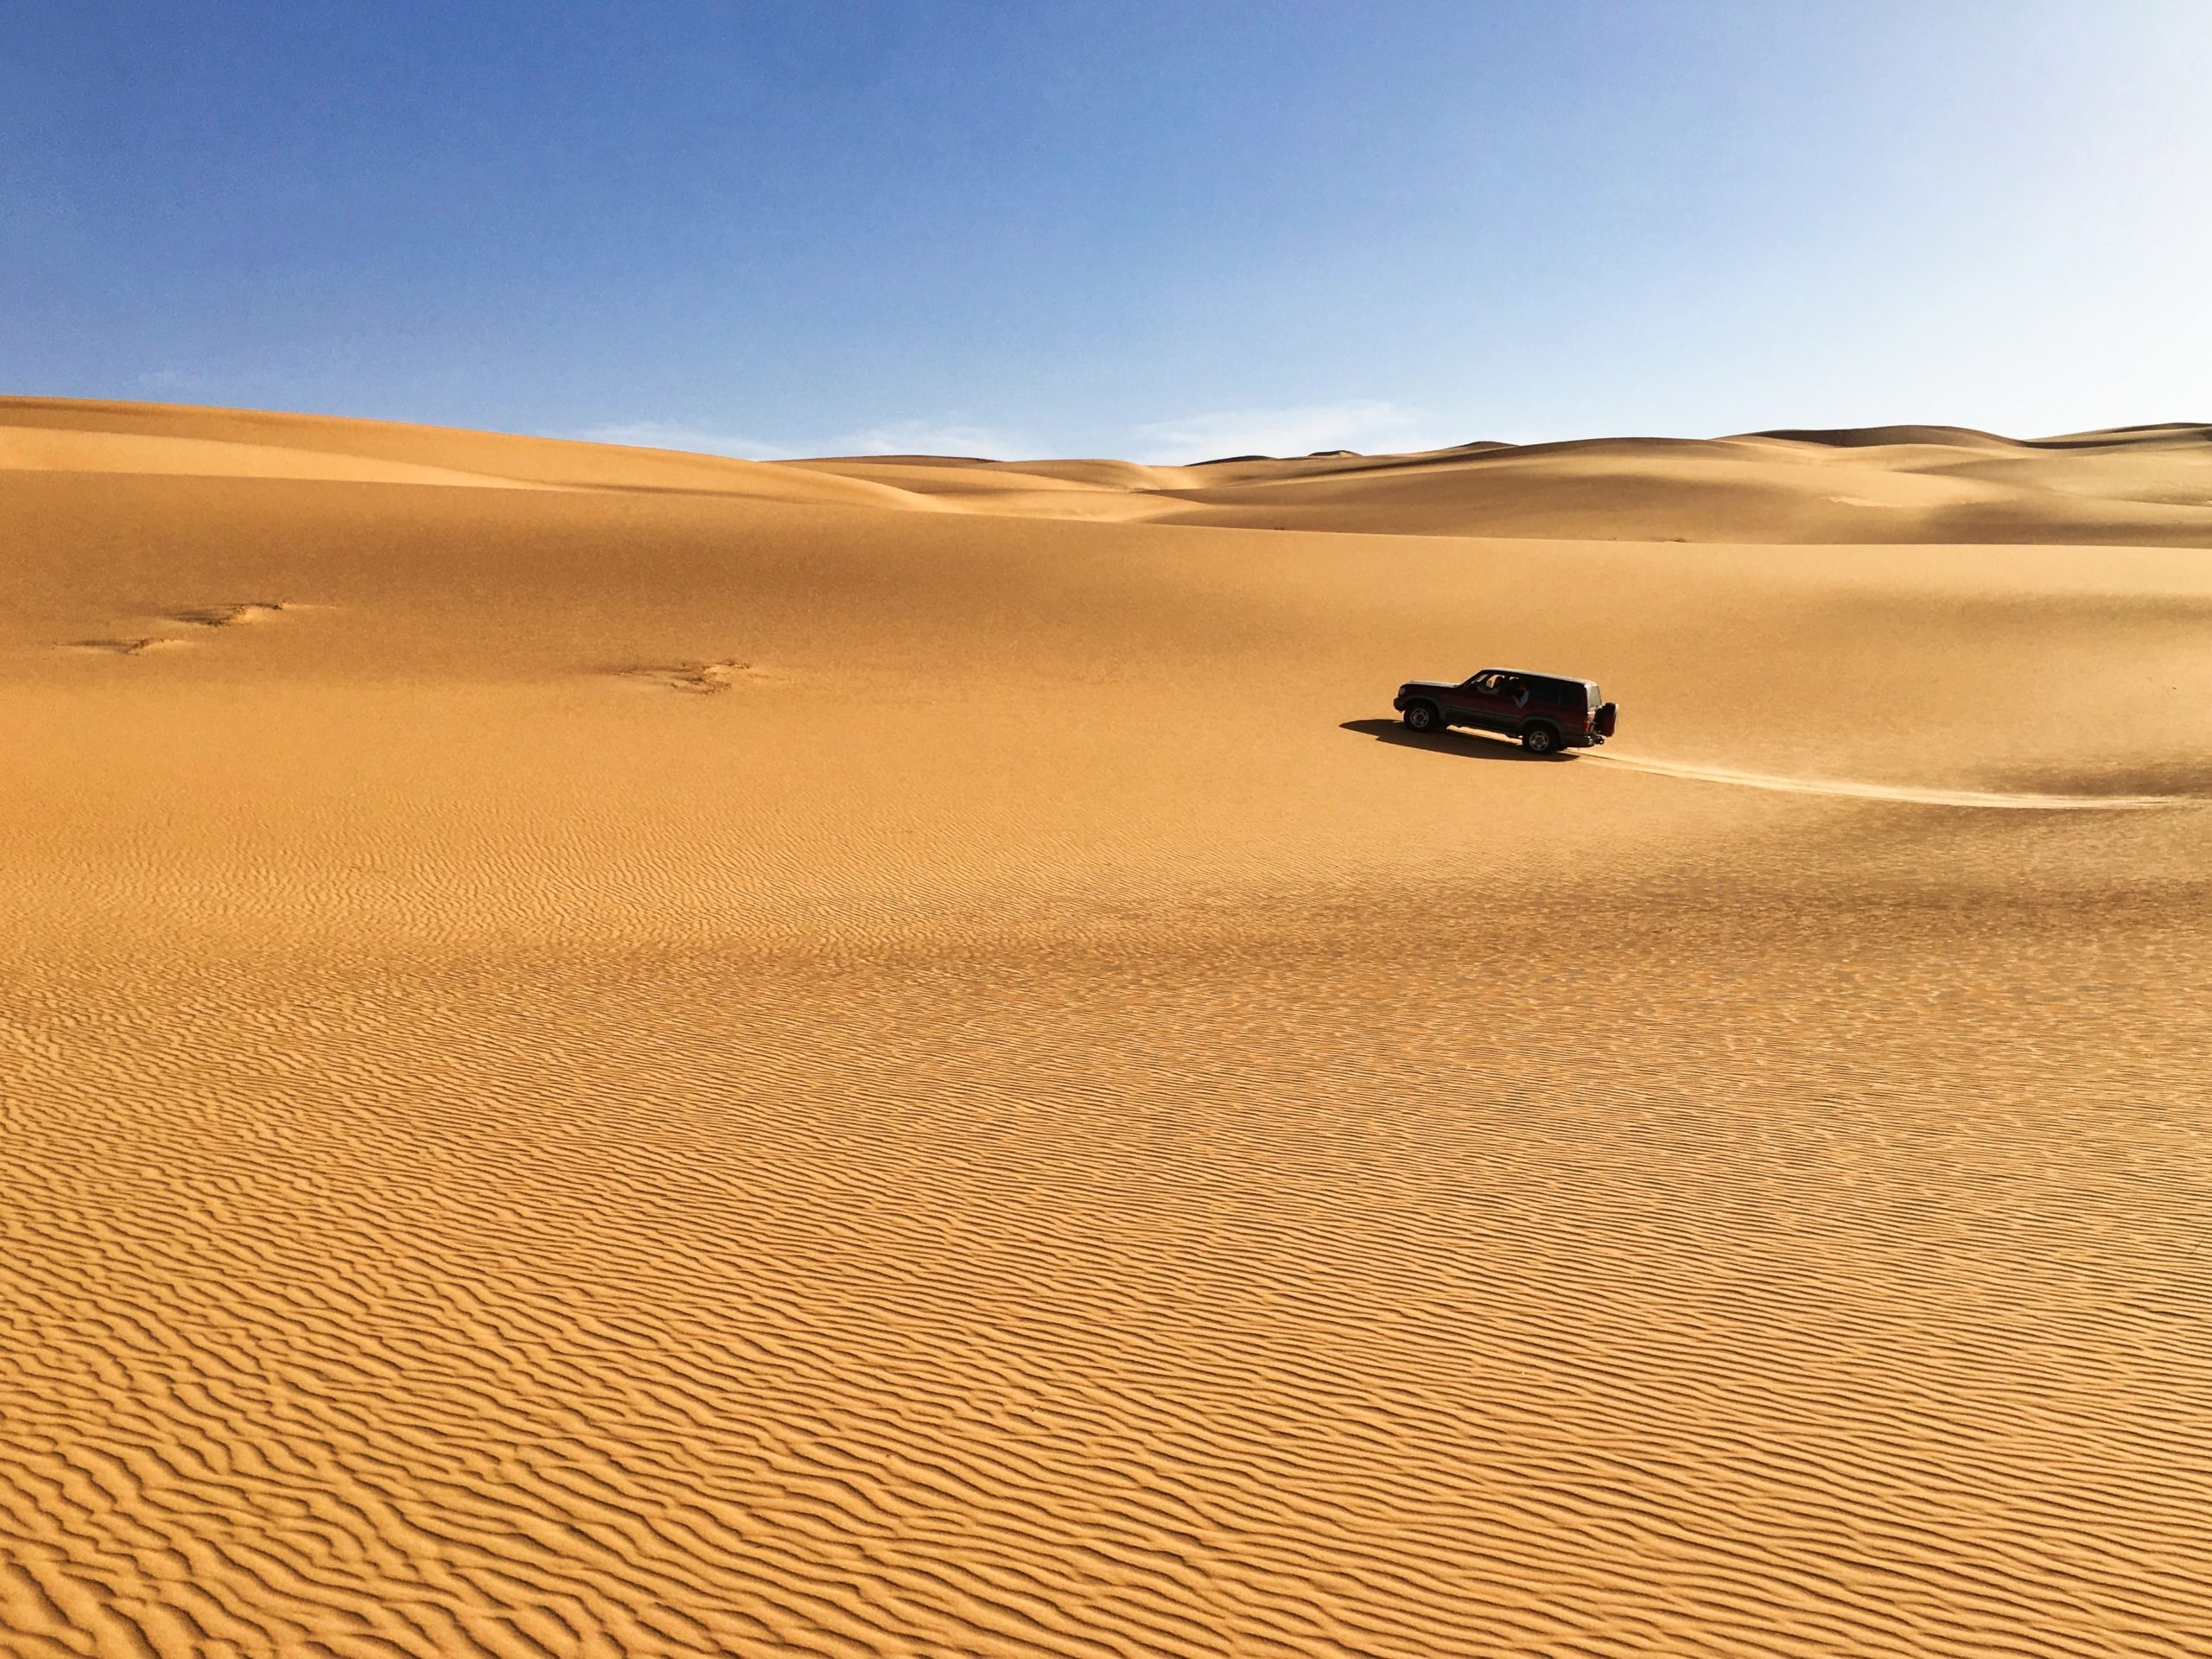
[[65, 601, 314, 658], [67, 637, 194, 656], [168, 601, 293, 627], [1586, 751, 2191, 811], [617, 660, 773, 695]]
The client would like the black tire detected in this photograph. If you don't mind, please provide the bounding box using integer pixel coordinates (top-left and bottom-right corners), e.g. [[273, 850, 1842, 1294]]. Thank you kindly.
[[1402, 701, 1442, 733], [1521, 722, 1560, 755]]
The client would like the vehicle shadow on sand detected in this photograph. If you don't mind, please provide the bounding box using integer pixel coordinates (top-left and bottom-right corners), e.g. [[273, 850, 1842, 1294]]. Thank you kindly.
[[1340, 717, 1575, 760]]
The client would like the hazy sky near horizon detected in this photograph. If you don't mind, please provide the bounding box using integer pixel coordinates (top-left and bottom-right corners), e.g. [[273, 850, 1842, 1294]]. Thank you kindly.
[[8, 2, 2210, 461]]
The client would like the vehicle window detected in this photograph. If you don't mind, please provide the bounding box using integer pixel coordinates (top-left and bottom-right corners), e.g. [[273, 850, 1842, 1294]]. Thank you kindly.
[[1471, 671, 1499, 691]]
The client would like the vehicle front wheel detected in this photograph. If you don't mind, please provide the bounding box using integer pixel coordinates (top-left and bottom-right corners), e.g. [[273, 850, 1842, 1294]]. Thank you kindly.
[[1402, 702, 1441, 733], [1521, 723, 1560, 755]]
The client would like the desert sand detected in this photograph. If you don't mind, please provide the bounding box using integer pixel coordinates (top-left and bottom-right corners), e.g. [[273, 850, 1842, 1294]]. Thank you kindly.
[[3, 395, 2209, 1657]]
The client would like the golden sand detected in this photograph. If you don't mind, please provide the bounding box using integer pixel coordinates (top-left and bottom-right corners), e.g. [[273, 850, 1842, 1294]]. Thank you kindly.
[[3, 397, 2209, 1656]]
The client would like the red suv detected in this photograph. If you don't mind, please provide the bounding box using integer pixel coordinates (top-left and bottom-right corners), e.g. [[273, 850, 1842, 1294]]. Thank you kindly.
[[1394, 669, 1618, 754]]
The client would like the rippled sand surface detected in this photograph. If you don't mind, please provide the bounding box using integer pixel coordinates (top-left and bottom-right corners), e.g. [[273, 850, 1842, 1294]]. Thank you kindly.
[[4, 399, 2211, 1657]]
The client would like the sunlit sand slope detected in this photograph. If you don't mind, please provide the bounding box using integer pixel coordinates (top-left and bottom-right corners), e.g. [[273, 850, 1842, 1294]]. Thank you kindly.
[[0, 397, 935, 509], [3, 399, 2210, 1658]]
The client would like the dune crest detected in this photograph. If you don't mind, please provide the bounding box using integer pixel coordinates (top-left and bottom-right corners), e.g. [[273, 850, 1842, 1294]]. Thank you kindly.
[[790, 417, 2212, 545], [10, 397, 2210, 543]]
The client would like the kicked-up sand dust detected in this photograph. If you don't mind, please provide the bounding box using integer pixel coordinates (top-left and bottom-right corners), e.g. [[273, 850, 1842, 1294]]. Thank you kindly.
[[3, 397, 2211, 1656]]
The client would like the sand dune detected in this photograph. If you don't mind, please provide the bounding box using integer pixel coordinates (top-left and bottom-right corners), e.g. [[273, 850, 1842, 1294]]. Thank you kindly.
[[795, 421, 2212, 544], [4, 398, 2210, 1657], [0, 397, 940, 510]]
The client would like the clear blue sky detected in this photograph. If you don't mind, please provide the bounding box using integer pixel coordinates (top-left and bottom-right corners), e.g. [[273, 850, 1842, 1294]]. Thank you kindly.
[[6, 2, 2208, 459]]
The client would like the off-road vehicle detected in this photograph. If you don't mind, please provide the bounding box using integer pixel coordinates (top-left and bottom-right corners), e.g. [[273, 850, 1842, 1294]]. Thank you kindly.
[[1393, 669, 1617, 754]]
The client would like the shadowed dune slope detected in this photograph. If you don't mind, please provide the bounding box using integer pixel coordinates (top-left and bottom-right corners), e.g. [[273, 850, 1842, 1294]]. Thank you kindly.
[[4, 398, 2211, 1658]]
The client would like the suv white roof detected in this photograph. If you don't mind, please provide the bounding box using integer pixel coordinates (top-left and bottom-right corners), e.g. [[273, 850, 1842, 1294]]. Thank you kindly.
[[1479, 667, 1598, 688]]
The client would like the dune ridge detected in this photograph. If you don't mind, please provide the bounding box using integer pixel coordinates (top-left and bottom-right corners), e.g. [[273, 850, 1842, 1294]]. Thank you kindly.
[[3, 397, 2209, 1657], [10, 396, 2209, 543], [791, 419, 2212, 544]]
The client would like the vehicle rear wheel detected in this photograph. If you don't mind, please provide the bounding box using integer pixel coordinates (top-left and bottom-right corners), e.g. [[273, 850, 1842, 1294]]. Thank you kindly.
[[1402, 702, 1441, 733], [1521, 722, 1560, 755]]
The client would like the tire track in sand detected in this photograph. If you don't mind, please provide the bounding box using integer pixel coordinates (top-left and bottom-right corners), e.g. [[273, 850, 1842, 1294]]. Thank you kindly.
[[1586, 751, 2192, 810]]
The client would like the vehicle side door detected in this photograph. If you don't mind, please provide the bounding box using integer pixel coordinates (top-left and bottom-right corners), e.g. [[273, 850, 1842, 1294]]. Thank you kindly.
[[1448, 671, 1506, 730], [1488, 673, 1535, 733]]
